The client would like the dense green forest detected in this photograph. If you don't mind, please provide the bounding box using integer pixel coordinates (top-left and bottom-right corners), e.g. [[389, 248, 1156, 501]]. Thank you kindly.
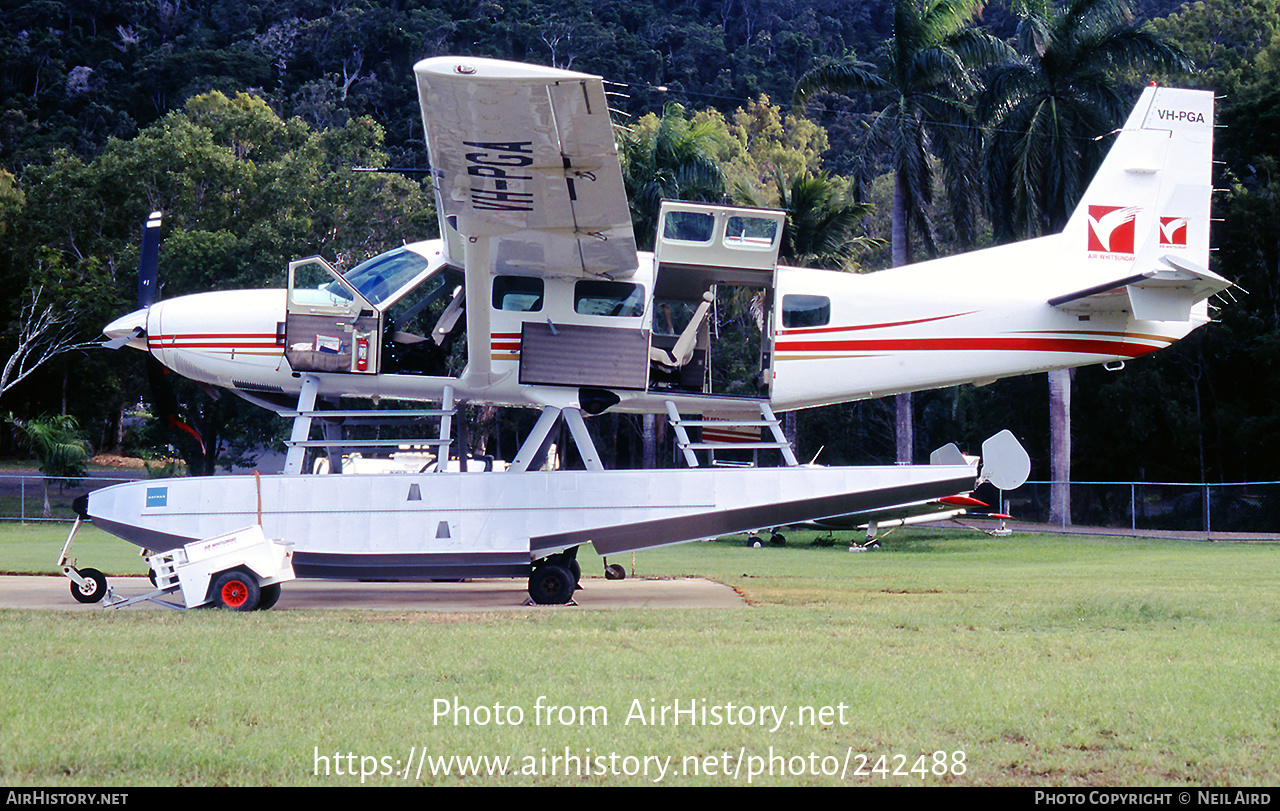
[[0, 0, 1277, 485]]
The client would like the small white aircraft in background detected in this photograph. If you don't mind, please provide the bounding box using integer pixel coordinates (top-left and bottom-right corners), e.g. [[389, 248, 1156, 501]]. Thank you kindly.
[[76, 58, 1226, 607]]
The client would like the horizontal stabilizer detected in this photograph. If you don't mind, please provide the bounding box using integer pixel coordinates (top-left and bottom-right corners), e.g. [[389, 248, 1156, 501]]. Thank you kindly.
[[929, 442, 971, 467], [1048, 257, 1231, 321], [979, 429, 1031, 491]]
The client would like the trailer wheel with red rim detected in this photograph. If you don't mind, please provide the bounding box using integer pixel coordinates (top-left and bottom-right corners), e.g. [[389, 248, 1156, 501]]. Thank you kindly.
[[212, 571, 261, 611]]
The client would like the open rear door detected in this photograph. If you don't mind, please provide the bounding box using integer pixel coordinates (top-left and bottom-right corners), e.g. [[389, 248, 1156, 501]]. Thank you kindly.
[[650, 201, 785, 398]]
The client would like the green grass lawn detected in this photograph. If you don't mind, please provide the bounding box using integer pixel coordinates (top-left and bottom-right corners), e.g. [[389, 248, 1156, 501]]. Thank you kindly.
[[1, 524, 1276, 786], [0, 522, 151, 575]]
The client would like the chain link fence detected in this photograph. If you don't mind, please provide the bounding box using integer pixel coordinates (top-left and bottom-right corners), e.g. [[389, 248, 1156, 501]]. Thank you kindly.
[[0, 474, 139, 522], [991, 481, 1280, 537]]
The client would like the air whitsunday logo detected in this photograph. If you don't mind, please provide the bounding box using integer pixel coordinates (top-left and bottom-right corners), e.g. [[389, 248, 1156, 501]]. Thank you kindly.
[[1087, 205, 1140, 255], [1159, 216, 1189, 247]]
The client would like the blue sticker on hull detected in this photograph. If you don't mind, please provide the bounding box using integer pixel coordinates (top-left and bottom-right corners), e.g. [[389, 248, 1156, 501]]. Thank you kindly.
[[145, 487, 168, 508]]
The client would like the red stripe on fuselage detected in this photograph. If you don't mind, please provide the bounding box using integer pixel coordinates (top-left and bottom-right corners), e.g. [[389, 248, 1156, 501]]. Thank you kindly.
[[148, 333, 280, 350], [777, 312, 974, 336], [775, 335, 1162, 358]]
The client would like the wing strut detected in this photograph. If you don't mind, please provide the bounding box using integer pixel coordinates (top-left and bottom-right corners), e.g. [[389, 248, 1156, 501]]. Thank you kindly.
[[508, 406, 604, 473]]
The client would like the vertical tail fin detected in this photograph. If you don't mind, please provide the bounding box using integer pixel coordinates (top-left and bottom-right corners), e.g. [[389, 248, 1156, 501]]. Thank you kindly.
[[1063, 86, 1215, 275]]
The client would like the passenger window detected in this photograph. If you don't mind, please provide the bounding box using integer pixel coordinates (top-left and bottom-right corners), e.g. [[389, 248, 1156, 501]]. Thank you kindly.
[[782, 294, 830, 328], [575, 280, 645, 317], [724, 216, 779, 249], [661, 211, 714, 243], [492, 276, 544, 311]]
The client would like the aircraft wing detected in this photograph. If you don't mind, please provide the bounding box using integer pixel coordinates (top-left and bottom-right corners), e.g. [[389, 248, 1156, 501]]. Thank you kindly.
[[414, 56, 638, 279], [802, 495, 981, 531], [1049, 256, 1231, 321]]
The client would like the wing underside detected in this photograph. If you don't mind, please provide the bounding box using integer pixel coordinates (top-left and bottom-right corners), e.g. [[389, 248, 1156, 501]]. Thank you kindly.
[[414, 56, 638, 279]]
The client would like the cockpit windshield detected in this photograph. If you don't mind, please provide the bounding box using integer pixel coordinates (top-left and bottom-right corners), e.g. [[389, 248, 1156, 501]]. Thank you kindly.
[[333, 247, 434, 307]]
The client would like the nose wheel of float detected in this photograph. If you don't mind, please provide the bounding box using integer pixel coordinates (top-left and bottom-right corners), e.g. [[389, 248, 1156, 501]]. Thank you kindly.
[[60, 519, 112, 604], [69, 566, 107, 604]]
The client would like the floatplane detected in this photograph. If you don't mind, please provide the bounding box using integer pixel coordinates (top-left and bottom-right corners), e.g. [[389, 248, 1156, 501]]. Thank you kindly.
[[65, 57, 1225, 607]]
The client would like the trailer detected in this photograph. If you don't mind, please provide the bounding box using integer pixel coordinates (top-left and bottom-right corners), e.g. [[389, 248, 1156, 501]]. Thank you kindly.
[[59, 519, 295, 611]]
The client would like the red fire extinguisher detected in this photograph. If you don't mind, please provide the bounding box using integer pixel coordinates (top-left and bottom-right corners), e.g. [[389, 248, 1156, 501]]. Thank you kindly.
[[355, 336, 369, 371]]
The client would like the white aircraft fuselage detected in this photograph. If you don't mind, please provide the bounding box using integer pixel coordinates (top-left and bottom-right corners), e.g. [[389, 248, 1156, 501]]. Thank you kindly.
[[102, 228, 1214, 419]]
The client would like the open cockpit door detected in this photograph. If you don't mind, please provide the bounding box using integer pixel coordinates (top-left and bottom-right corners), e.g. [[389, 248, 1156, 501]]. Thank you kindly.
[[650, 201, 785, 399], [284, 257, 381, 374]]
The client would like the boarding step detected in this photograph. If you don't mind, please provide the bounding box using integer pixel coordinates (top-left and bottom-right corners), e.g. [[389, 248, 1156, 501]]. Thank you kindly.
[[284, 438, 453, 449], [283, 411, 454, 450], [281, 408, 453, 421], [665, 401, 799, 468], [283, 381, 459, 474]]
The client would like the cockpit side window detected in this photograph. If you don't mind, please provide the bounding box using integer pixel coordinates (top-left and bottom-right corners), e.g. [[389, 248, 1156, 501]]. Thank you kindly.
[[781, 294, 831, 328], [291, 260, 356, 307], [339, 247, 434, 307]]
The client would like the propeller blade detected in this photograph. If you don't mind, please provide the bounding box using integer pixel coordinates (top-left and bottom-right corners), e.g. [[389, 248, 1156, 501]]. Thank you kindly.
[[138, 211, 162, 308], [127, 211, 204, 458]]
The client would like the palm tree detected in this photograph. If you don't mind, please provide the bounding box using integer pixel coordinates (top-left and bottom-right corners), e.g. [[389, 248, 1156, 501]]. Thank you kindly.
[[738, 170, 876, 270], [620, 105, 727, 250], [979, 0, 1191, 240], [794, 0, 1010, 462], [978, 0, 1190, 523], [779, 172, 877, 270], [10, 414, 91, 518]]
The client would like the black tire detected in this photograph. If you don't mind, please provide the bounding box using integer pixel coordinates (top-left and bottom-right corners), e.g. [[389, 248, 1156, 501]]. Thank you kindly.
[[256, 582, 282, 610], [71, 568, 107, 604], [604, 563, 626, 580], [770, 532, 787, 546], [212, 571, 261, 611], [147, 568, 157, 587], [529, 564, 575, 605], [569, 559, 582, 585]]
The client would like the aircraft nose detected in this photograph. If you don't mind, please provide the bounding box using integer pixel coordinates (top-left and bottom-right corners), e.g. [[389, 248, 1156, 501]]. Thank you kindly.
[[102, 308, 149, 350]]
